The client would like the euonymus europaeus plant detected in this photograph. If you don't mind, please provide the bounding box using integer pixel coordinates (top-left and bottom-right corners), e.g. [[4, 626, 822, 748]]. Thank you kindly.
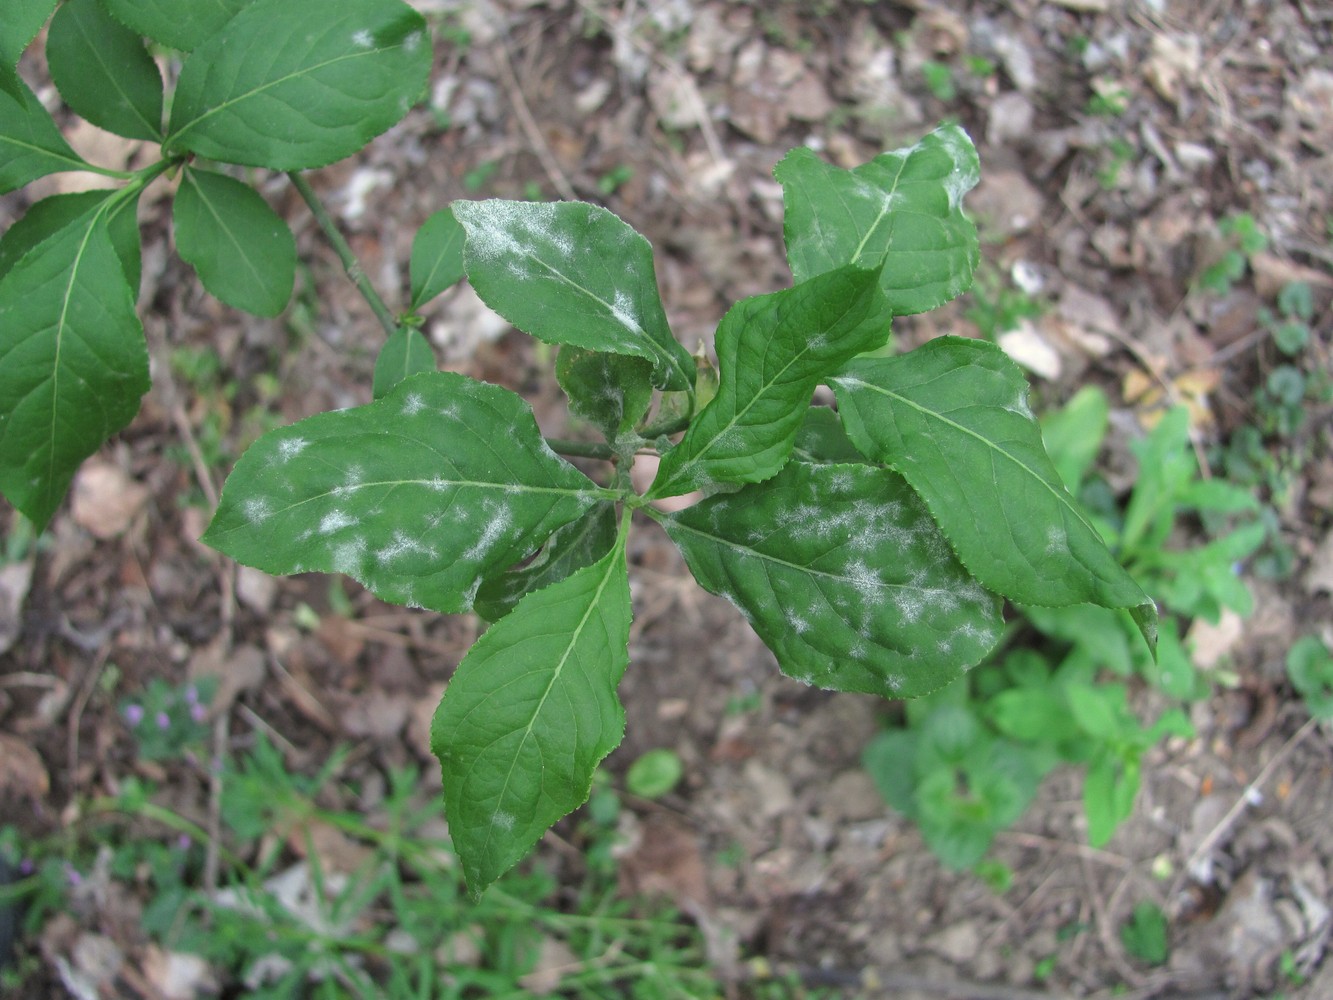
[[1, 0, 1158, 898]]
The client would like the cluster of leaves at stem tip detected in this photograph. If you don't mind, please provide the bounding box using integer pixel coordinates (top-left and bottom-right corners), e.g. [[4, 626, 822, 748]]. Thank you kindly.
[[0, 0, 1158, 898]]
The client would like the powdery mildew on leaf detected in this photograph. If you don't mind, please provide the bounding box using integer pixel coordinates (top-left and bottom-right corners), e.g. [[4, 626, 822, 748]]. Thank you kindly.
[[832, 337, 1157, 651], [661, 462, 1003, 697], [775, 123, 981, 316], [452, 199, 695, 391], [202, 372, 613, 614], [647, 265, 891, 499]]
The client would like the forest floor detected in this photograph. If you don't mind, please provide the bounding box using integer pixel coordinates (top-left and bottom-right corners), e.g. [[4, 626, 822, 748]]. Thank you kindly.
[[2, 1, 1333, 998]]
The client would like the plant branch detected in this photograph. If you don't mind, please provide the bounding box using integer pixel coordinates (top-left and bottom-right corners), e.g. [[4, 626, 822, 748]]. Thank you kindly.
[[545, 437, 614, 460], [288, 171, 400, 339]]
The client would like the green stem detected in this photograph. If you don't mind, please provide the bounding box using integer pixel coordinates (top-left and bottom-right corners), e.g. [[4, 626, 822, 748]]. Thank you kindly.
[[545, 436, 614, 460], [288, 171, 400, 339]]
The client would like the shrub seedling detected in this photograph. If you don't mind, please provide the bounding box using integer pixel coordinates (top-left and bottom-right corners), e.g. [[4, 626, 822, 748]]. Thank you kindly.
[[1, 0, 1158, 898]]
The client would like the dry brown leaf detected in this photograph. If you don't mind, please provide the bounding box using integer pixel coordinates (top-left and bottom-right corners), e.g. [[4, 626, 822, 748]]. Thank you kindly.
[[0, 732, 50, 799], [71, 461, 150, 540], [0, 559, 34, 656]]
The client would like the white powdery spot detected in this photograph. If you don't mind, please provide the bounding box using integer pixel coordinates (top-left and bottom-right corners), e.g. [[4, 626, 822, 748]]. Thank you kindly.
[[609, 289, 644, 334], [786, 611, 810, 635], [884, 674, 905, 693], [493, 811, 515, 831], [351, 29, 374, 48], [894, 591, 926, 624], [464, 506, 512, 561], [319, 509, 356, 535], [846, 560, 882, 601], [402, 30, 422, 53], [1045, 523, 1067, 554], [277, 437, 309, 462], [377, 530, 435, 564], [401, 392, 425, 416], [243, 498, 273, 524], [331, 538, 367, 575], [427, 475, 450, 493], [457, 201, 551, 264]]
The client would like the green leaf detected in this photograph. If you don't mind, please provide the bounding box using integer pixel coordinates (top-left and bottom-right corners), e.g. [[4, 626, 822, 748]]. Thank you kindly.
[[1287, 636, 1333, 720], [101, 0, 255, 51], [833, 337, 1158, 652], [625, 748, 684, 799], [1040, 385, 1109, 492], [0, 77, 91, 196], [174, 167, 295, 317], [0, 205, 149, 529], [0, 0, 56, 102], [474, 502, 619, 623], [165, 0, 431, 170], [1121, 902, 1169, 966], [203, 372, 609, 613], [1065, 682, 1124, 741], [0, 189, 141, 292], [556, 348, 654, 442], [47, 0, 163, 140], [775, 124, 980, 314], [452, 200, 695, 391], [431, 536, 632, 897], [792, 407, 870, 466], [409, 207, 465, 310], [371, 326, 435, 400], [659, 462, 1003, 697], [648, 266, 890, 499], [1084, 751, 1139, 847]]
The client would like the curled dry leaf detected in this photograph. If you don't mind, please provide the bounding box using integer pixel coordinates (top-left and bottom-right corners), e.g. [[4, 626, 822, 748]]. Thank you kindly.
[[71, 460, 150, 539], [0, 732, 50, 799]]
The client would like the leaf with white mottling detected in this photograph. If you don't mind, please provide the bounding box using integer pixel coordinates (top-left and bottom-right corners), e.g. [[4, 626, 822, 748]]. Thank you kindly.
[[432, 535, 631, 897], [647, 265, 890, 499], [474, 502, 619, 622], [660, 462, 1003, 697], [832, 337, 1157, 652], [203, 372, 611, 613], [775, 124, 980, 315], [556, 348, 654, 442], [452, 200, 695, 391]]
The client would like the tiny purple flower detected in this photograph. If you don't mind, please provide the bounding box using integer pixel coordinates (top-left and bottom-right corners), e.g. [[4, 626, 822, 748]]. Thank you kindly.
[[123, 704, 145, 726], [155, 710, 171, 730], [65, 864, 82, 887], [184, 685, 199, 705], [18, 858, 35, 876], [190, 702, 207, 724], [176, 834, 192, 851]]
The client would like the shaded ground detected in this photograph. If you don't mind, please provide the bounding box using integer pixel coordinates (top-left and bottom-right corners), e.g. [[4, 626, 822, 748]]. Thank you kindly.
[[2, 0, 1333, 997]]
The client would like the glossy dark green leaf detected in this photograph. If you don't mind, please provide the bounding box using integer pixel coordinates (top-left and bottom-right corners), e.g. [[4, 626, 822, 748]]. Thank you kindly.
[[452, 199, 695, 391], [47, 0, 163, 140], [174, 167, 295, 317], [0, 189, 141, 292], [648, 265, 890, 499], [833, 337, 1157, 652], [203, 372, 611, 613], [166, 0, 431, 170], [409, 207, 465, 310], [473, 502, 619, 622], [0, 78, 91, 195], [0, 205, 149, 529], [775, 124, 980, 315], [0, 0, 56, 102], [372, 326, 436, 400], [101, 0, 255, 51], [432, 538, 632, 897], [660, 462, 1003, 697], [556, 348, 654, 442]]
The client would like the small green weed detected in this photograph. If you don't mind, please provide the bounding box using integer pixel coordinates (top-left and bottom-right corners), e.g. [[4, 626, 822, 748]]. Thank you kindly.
[[866, 389, 1263, 865], [1287, 636, 1333, 720], [1120, 901, 1169, 966], [1199, 213, 1269, 295]]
